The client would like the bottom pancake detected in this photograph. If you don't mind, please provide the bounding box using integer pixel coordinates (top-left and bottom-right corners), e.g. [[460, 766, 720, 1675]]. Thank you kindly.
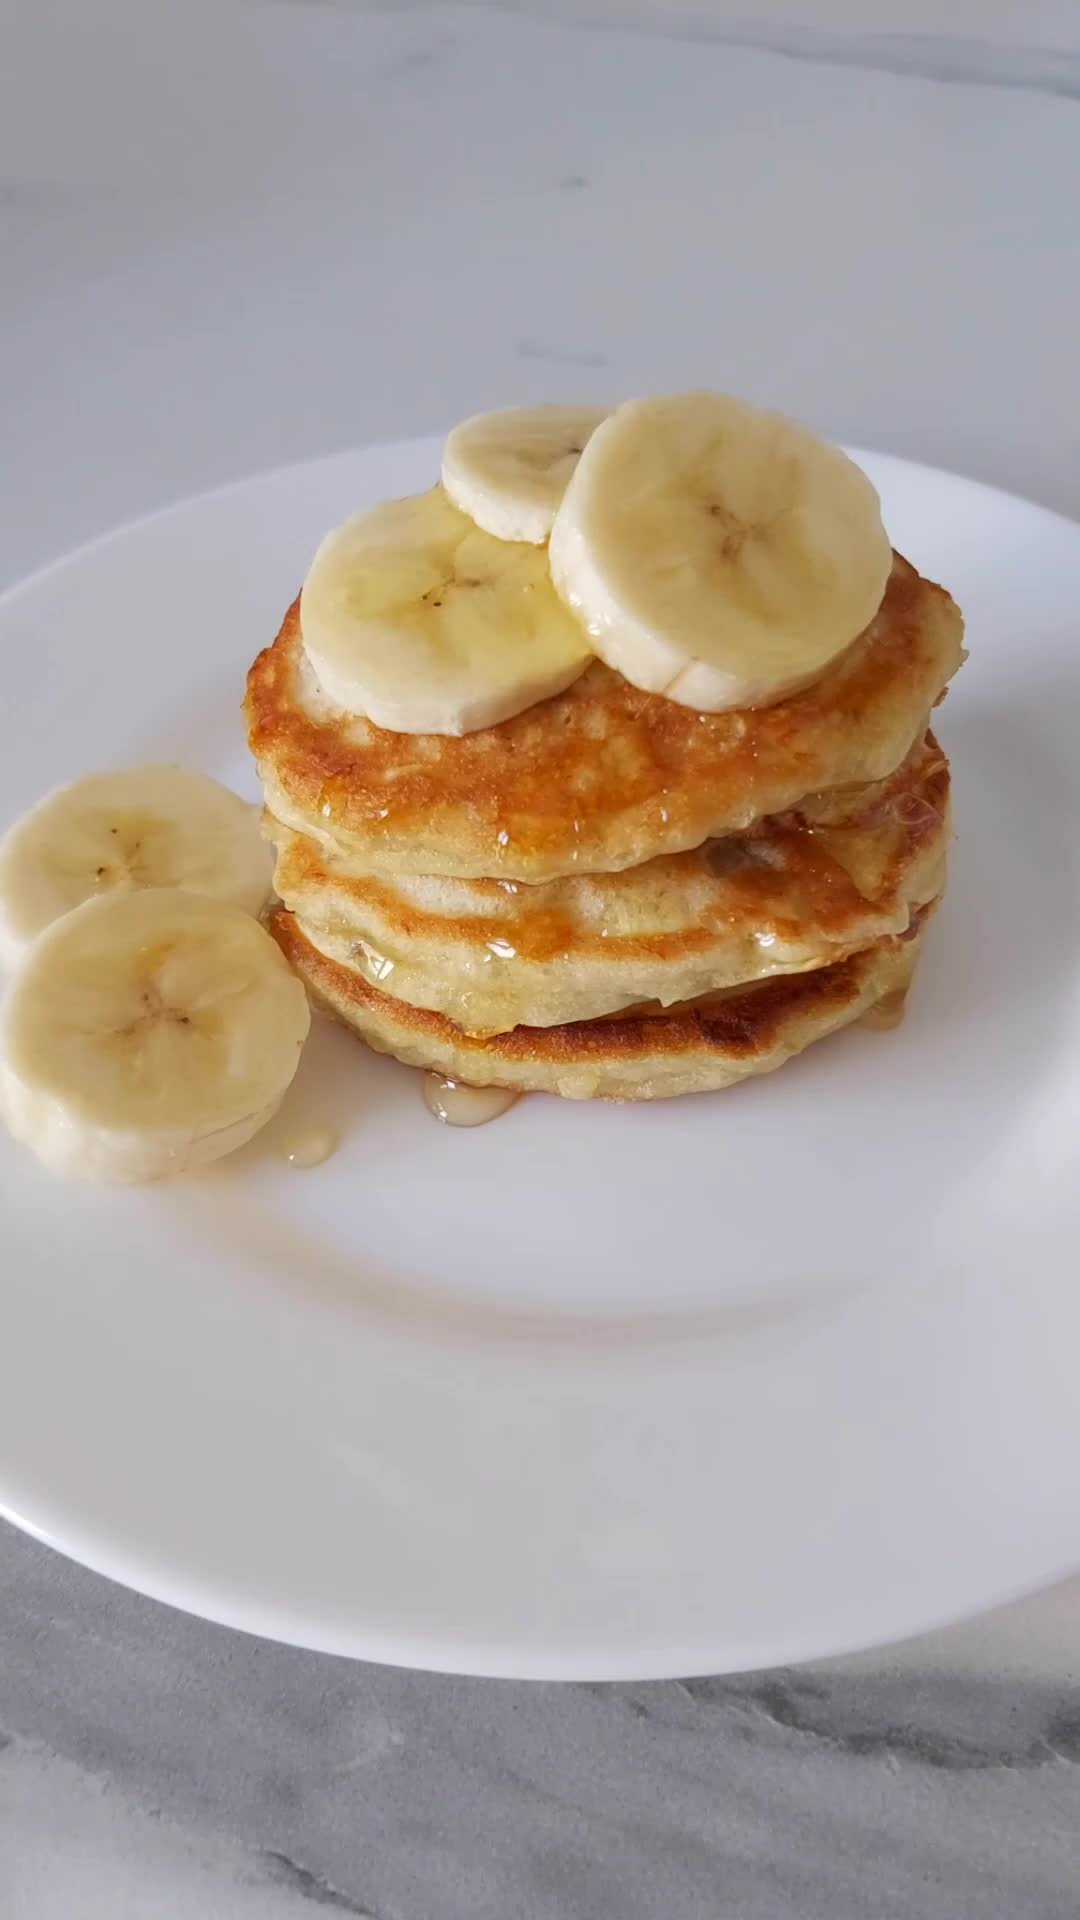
[[270, 905, 936, 1102]]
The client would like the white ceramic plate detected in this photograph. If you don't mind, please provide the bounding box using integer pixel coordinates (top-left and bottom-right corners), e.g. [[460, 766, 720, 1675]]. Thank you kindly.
[[1, 439, 1078, 1680]]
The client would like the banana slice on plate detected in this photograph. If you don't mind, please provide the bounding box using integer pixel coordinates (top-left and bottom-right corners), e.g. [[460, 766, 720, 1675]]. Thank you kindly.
[[0, 888, 310, 1183], [549, 391, 893, 713], [0, 765, 272, 968], [299, 486, 594, 735], [441, 404, 609, 543]]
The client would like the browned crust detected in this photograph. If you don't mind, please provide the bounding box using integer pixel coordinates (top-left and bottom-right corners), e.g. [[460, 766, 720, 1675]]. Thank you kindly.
[[245, 554, 964, 880], [272, 741, 949, 972], [270, 905, 931, 1072]]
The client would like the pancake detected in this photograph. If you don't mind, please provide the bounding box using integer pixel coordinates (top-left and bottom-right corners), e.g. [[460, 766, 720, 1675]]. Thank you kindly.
[[269, 735, 950, 1033], [246, 553, 964, 882], [269, 907, 935, 1103]]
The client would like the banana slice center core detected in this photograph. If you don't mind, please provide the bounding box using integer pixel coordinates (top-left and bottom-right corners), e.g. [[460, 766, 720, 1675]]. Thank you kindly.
[[82, 814, 181, 895]]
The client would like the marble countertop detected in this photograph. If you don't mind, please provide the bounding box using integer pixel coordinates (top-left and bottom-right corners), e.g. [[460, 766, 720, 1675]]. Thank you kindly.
[[2, 5, 1080, 1913]]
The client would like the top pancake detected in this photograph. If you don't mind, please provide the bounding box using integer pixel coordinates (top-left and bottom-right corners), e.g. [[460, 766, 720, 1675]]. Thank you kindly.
[[246, 552, 964, 882]]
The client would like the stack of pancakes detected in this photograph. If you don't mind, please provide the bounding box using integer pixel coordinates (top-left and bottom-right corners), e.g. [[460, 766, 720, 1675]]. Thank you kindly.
[[246, 552, 963, 1101]]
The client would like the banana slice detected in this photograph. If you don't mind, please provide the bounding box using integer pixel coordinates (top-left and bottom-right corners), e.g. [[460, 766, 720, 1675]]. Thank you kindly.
[[0, 888, 310, 1183], [0, 765, 272, 968], [299, 486, 593, 735], [549, 392, 893, 713], [441, 404, 609, 543]]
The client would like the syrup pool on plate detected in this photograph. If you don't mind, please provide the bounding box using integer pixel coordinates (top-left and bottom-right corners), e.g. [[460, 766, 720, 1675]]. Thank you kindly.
[[422, 1075, 520, 1128], [280, 1124, 339, 1168]]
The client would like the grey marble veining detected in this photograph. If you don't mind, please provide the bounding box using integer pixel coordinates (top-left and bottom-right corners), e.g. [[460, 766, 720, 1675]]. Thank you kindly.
[[608, 25, 1080, 98], [3, 4, 1080, 1914], [279, 0, 1080, 95], [3, 1526, 1080, 1919]]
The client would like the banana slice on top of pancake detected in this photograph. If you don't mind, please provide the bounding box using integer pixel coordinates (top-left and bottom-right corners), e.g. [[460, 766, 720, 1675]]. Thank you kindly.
[[441, 404, 609, 543], [299, 486, 594, 735], [549, 391, 893, 713]]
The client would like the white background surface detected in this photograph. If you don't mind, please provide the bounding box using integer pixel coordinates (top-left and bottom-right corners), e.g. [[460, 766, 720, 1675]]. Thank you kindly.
[[4, 0, 1080, 593], [2, 3, 1080, 1915]]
